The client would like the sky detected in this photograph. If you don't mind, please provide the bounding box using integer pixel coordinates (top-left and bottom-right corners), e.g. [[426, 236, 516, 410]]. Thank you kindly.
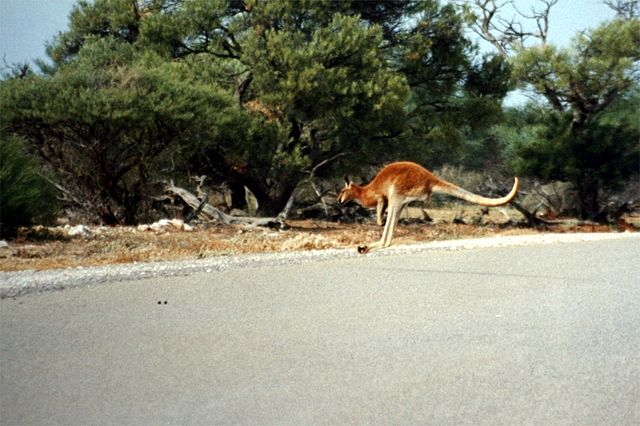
[[0, 0, 617, 104], [1, 0, 78, 67]]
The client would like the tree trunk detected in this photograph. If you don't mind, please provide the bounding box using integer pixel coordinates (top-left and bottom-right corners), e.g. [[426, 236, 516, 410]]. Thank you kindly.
[[228, 181, 247, 210], [254, 184, 297, 217], [576, 174, 600, 220]]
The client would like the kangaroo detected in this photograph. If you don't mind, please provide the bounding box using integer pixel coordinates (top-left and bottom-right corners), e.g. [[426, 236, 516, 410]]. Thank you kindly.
[[337, 161, 519, 253]]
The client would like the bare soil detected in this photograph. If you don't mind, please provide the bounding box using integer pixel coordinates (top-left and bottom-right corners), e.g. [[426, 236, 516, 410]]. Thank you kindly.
[[1, 206, 635, 272]]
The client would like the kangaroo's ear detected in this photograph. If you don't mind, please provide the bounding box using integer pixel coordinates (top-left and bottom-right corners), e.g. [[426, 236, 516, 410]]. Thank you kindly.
[[343, 175, 350, 187]]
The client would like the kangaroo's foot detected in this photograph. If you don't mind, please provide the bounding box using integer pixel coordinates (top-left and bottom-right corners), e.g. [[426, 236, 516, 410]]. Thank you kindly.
[[357, 239, 386, 253]]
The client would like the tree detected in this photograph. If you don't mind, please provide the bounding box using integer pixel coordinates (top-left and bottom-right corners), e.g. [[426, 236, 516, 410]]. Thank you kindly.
[[1, 40, 243, 224], [42, 0, 415, 215], [464, 0, 640, 218], [11, 0, 507, 219], [504, 90, 639, 218], [227, 12, 410, 214], [379, 0, 511, 168]]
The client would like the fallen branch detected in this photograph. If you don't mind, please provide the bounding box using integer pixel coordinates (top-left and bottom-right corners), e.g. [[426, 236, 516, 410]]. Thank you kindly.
[[509, 200, 606, 227], [510, 200, 550, 227], [184, 193, 208, 224], [164, 181, 284, 228]]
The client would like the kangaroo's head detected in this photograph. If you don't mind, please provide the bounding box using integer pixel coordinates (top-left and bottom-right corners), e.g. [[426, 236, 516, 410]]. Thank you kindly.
[[337, 176, 359, 204]]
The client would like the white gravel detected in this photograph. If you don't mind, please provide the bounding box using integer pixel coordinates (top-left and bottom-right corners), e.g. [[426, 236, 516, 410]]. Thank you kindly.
[[1, 232, 637, 299]]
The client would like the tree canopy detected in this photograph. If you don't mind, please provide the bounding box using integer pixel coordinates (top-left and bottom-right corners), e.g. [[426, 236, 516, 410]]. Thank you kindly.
[[5, 0, 506, 221]]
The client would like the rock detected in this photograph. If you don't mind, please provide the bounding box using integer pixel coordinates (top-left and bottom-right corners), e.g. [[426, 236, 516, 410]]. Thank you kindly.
[[0, 240, 11, 259], [66, 224, 93, 239], [137, 219, 193, 232]]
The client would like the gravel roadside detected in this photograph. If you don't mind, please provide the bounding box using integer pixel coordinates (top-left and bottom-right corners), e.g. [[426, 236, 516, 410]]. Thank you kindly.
[[1, 232, 637, 299]]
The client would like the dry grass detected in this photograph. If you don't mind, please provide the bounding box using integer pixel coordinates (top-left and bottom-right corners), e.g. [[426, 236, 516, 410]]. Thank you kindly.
[[1, 206, 633, 272]]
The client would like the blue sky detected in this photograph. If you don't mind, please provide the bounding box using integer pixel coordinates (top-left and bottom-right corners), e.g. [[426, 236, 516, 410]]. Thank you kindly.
[[0, 0, 616, 103], [1, 0, 78, 67]]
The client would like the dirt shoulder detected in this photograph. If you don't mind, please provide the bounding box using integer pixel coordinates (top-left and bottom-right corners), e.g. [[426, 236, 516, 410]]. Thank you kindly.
[[1, 206, 635, 272]]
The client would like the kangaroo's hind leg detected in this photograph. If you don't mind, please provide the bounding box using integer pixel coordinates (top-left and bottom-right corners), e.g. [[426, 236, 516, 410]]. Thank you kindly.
[[376, 197, 388, 226], [381, 200, 402, 247], [358, 199, 403, 253]]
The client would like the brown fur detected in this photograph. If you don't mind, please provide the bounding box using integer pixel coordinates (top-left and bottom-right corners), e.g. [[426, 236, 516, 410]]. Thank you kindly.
[[337, 162, 519, 253]]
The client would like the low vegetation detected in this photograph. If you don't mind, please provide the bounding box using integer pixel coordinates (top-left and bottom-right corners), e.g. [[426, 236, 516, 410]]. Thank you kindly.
[[2, 206, 637, 272], [0, 135, 58, 237]]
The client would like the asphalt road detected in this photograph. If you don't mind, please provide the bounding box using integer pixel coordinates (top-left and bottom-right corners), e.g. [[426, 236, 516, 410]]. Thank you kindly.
[[2, 235, 639, 425]]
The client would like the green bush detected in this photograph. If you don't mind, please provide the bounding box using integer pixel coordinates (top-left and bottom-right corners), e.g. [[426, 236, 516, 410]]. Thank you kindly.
[[0, 134, 59, 238]]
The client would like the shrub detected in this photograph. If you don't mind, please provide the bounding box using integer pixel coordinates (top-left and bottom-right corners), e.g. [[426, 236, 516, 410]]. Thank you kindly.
[[0, 134, 59, 238]]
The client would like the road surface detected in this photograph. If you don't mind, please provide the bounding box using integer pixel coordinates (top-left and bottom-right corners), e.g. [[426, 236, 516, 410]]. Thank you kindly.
[[2, 234, 639, 425]]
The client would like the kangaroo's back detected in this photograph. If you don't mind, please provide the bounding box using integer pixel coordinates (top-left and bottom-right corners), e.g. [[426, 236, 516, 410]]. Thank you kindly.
[[369, 162, 441, 197]]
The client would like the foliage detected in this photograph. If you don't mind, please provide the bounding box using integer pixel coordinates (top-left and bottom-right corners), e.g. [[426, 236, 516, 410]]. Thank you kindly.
[[1, 43, 242, 224], [503, 89, 639, 217], [29, 0, 492, 216], [510, 18, 640, 128], [4, 0, 515, 220], [394, 2, 511, 167], [511, 19, 640, 217], [0, 134, 59, 238], [463, 0, 640, 218]]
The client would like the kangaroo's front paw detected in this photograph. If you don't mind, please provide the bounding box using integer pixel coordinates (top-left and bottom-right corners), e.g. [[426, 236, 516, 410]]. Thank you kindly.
[[357, 245, 370, 254]]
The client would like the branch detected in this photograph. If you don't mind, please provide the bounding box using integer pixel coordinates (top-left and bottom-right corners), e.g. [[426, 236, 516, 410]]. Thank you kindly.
[[473, 0, 510, 56], [509, 200, 550, 227], [603, 0, 639, 19], [235, 71, 253, 104], [542, 83, 566, 112], [37, 173, 83, 207], [183, 193, 208, 224], [303, 152, 346, 218], [511, 0, 556, 45], [164, 181, 285, 228], [277, 190, 297, 221], [466, 0, 558, 55], [1, 54, 31, 79], [307, 152, 346, 178], [180, 175, 210, 224]]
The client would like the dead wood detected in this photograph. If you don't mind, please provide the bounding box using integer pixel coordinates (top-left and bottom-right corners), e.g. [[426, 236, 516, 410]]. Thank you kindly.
[[183, 193, 209, 224], [509, 200, 609, 227], [164, 181, 284, 228], [509, 200, 552, 226]]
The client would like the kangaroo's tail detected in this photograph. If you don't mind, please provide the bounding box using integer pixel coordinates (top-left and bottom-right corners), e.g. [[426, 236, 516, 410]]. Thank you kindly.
[[432, 177, 520, 207]]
